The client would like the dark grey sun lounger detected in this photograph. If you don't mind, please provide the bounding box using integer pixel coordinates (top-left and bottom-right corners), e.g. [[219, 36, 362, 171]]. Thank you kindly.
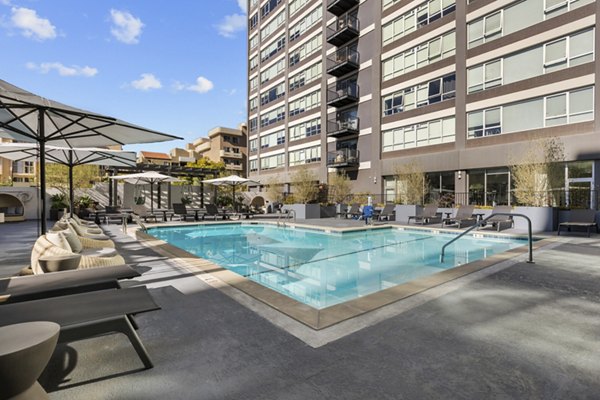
[[0, 264, 140, 304], [558, 209, 599, 237], [0, 286, 160, 369]]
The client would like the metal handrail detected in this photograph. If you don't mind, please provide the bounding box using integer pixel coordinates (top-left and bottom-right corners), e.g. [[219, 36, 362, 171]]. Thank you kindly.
[[440, 213, 533, 264], [277, 209, 296, 227]]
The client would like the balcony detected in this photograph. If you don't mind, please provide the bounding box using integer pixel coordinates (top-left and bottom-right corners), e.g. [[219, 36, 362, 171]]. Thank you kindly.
[[225, 164, 243, 171], [327, 148, 359, 168], [327, 80, 359, 107], [327, 0, 359, 16], [327, 116, 359, 138], [326, 13, 359, 47], [326, 46, 359, 77], [220, 150, 243, 159]]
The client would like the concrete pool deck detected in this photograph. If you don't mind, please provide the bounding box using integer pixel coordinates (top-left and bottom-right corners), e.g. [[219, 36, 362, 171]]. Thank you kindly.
[[1, 219, 600, 398]]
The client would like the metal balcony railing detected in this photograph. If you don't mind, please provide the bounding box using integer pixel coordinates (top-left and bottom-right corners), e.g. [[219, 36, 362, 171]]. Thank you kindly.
[[326, 46, 359, 77], [327, 116, 359, 138], [327, 80, 359, 107], [327, 0, 359, 16], [327, 148, 359, 167], [326, 13, 359, 47]]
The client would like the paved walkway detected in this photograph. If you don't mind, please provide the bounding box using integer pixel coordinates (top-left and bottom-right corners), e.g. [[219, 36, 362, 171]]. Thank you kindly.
[[1, 220, 600, 399]]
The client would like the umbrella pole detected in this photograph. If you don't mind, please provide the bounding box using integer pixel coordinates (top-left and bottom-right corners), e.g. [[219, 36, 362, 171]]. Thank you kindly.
[[233, 185, 235, 212], [68, 160, 74, 218], [38, 109, 47, 233], [150, 181, 154, 213]]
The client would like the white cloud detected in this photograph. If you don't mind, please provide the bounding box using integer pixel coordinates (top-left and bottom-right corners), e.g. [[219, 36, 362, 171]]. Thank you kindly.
[[1, 0, 13, 6], [237, 0, 247, 14], [11, 7, 56, 40], [110, 9, 143, 44], [130, 73, 162, 90], [216, 13, 246, 38], [172, 76, 214, 94], [26, 62, 97, 77]]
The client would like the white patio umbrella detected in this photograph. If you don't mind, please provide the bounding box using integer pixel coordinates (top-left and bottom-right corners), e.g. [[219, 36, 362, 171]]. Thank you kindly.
[[0, 79, 182, 232], [0, 142, 136, 217], [202, 175, 260, 212], [110, 171, 180, 213]]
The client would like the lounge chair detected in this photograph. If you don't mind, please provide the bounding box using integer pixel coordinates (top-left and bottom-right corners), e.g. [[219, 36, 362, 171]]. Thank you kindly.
[[172, 203, 195, 221], [0, 286, 160, 369], [343, 203, 361, 219], [377, 203, 396, 221], [478, 206, 513, 232], [0, 265, 140, 304], [558, 209, 598, 237], [443, 205, 476, 228], [408, 204, 442, 225], [132, 205, 162, 223], [204, 204, 228, 220]]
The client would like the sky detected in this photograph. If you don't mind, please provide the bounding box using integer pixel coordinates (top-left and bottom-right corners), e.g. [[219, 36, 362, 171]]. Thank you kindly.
[[0, 0, 248, 153]]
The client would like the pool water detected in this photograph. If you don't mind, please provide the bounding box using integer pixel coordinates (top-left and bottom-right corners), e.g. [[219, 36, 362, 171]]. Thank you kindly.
[[148, 224, 528, 309]]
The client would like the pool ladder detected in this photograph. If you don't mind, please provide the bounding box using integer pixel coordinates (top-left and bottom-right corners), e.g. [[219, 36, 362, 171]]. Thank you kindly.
[[440, 213, 534, 264], [277, 210, 296, 227]]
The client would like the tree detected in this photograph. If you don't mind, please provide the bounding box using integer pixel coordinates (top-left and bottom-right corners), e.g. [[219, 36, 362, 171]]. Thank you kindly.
[[290, 165, 319, 204], [510, 137, 565, 206], [45, 164, 101, 195], [328, 171, 352, 204], [394, 162, 428, 205], [264, 176, 284, 203]]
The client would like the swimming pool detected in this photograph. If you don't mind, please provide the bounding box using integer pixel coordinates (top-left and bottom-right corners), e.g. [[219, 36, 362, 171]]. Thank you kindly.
[[148, 223, 529, 309]]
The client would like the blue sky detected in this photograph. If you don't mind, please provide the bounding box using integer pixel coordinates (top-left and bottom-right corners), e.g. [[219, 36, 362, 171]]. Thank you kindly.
[[0, 0, 248, 153]]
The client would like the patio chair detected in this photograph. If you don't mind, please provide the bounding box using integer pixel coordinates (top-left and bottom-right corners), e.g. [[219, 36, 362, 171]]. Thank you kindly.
[[65, 219, 110, 240], [172, 203, 194, 221], [343, 203, 361, 219], [0, 264, 140, 304], [443, 205, 476, 228], [377, 203, 396, 221], [478, 206, 514, 232], [204, 204, 228, 220], [408, 204, 442, 225], [132, 205, 161, 223], [558, 209, 599, 237], [0, 286, 160, 369], [31, 233, 125, 275]]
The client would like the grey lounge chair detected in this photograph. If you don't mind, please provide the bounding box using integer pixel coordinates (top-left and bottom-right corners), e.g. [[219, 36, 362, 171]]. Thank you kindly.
[[558, 209, 598, 237], [378, 203, 396, 221], [344, 203, 361, 219], [0, 286, 160, 369], [0, 265, 140, 304], [172, 203, 194, 221], [204, 204, 228, 220], [443, 205, 476, 228], [408, 204, 442, 225], [479, 206, 513, 232]]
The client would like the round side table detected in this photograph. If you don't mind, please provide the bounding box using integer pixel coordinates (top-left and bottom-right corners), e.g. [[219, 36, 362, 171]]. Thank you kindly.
[[38, 253, 81, 273], [0, 321, 60, 400]]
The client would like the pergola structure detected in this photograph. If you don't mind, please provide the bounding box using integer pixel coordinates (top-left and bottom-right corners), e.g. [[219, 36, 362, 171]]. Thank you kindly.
[[108, 164, 221, 208]]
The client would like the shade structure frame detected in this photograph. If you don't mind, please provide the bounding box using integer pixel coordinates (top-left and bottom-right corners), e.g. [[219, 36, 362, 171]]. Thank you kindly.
[[109, 172, 181, 213], [202, 175, 260, 212]]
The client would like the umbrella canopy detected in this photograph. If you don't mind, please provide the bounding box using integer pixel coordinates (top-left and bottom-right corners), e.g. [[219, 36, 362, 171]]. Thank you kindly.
[[202, 175, 260, 212], [110, 171, 180, 212], [0, 79, 182, 232], [0, 143, 137, 217]]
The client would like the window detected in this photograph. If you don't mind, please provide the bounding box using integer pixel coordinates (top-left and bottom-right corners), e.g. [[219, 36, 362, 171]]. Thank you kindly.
[[260, 10, 285, 41], [250, 13, 258, 30], [23, 161, 34, 174], [261, 0, 282, 18], [468, 11, 501, 48], [249, 139, 258, 152], [250, 159, 258, 172], [289, 90, 320, 116], [545, 28, 594, 72], [289, 6, 322, 42], [260, 105, 286, 127], [260, 83, 285, 106], [249, 76, 258, 91], [546, 87, 593, 126], [545, 0, 594, 18], [289, 62, 321, 91], [261, 34, 286, 62], [260, 153, 285, 170], [250, 34, 258, 50], [467, 60, 502, 93], [382, 31, 455, 81], [249, 97, 258, 113], [260, 130, 286, 148], [383, 73, 455, 116], [289, 0, 310, 16], [289, 34, 322, 66], [289, 145, 321, 166], [382, 0, 455, 45], [260, 58, 285, 84], [468, 108, 501, 137], [249, 56, 258, 71], [382, 116, 455, 152], [249, 117, 258, 133], [289, 117, 321, 141]]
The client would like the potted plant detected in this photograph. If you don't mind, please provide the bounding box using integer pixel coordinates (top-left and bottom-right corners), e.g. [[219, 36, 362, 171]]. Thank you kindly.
[[393, 162, 429, 223], [181, 195, 192, 206], [282, 165, 321, 219], [50, 193, 68, 220]]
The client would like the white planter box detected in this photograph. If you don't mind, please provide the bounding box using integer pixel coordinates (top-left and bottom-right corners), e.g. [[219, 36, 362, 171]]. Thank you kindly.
[[282, 204, 321, 219], [395, 205, 421, 223], [513, 206, 557, 232]]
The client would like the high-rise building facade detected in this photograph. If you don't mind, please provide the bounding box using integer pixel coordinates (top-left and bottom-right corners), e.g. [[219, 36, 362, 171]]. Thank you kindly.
[[247, 0, 599, 206]]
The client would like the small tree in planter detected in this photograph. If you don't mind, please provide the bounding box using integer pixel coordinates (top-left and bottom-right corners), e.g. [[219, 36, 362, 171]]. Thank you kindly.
[[328, 171, 352, 209], [394, 161, 429, 205], [285, 166, 320, 219]]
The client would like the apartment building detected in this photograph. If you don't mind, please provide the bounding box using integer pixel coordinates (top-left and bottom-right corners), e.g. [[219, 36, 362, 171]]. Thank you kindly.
[[137, 151, 172, 166], [0, 139, 36, 186], [170, 145, 198, 167], [247, 0, 599, 206], [192, 124, 248, 176]]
